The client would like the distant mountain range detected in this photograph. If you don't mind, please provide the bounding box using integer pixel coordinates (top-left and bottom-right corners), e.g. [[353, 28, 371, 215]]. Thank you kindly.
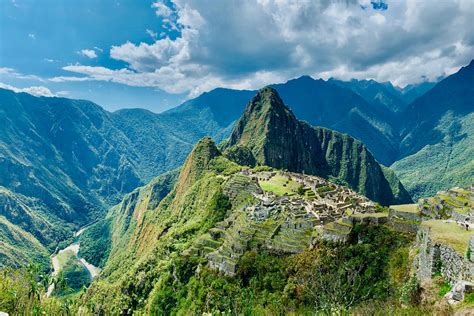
[[393, 60, 474, 198], [0, 59, 472, 268]]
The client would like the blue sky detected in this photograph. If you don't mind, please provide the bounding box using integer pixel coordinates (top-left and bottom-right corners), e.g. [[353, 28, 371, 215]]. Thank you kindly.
[[1, 0, 473, 112], [0, 0, 186, 111]]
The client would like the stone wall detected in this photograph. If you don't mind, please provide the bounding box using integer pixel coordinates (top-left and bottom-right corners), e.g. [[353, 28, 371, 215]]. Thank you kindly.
[[389, 208, 421, 221], [439, 244, 472, 284], [452, 210, 470, 223], [415, 226, 474, 285], [390, 219, 419, 234], [415, 226, 437, 280]]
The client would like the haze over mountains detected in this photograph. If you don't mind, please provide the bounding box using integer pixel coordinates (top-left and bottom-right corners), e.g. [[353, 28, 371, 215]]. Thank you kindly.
[[0, 60, 472, 270]]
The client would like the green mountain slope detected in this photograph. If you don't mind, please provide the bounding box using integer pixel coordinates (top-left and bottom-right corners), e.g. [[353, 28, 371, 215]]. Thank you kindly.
[[225, 87, 411, 205], [80, 134, 416, 314], [0, 88, 205, 267], [0, 213, 49, 269], [393, 60, 474, 199]]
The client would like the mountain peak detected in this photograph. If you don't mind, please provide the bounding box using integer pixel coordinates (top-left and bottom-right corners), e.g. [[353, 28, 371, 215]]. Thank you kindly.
[[175, 136, 220, 195], [245, 86, 294, 118], [226, 87, 296, 156]]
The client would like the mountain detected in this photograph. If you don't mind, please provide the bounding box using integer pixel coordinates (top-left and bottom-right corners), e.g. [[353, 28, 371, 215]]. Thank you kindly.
[[224, 87, 411, 205], [392, 60, 474, 199], [329, 78, 408, 113], [329, 78, 437, 112], [161, 88, 256, 143], [0, 89, 203, 266], [396, 81, 437, 104], [165, 77, 403, 166], [271, 77, 401, 165], [79, 134, 414, 314]]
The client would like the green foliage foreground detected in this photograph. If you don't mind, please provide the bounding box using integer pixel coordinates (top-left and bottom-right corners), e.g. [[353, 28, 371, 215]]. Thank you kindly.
[[146, 225, 415, 315], [0, 264, 76, 315], [0, 218, 439, 315]]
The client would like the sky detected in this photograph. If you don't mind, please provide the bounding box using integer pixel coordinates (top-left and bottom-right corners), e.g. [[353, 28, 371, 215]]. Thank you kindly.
[[1, 0, 473, 113]]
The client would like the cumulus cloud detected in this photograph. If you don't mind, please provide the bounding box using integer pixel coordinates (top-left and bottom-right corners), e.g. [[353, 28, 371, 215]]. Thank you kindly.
[[57, 0, 474, 96], [78, 49, 98, 59], [0, 82, 56, 97]]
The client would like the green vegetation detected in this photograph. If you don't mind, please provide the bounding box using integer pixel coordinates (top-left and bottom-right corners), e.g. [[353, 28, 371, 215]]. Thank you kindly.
[[223, 144, 256, 167], [464, 292, 474, 304], [394, 109, 474, 200], [0, 215, 50, 269], [438, 280, 451, 298], [259, 174, 300, 196], [316, 185, 333, 193], [79, 219, 111, 268], [146, 225, 413, 315], [0, 263, 75, 314], [54, 249, 91, 294]]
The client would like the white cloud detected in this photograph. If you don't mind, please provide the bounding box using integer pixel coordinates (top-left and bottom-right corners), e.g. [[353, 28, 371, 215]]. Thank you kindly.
[[28, 33, 35, 40], [0, 67, 16, 75], [0, 82, 56, 97], [0, 67, 45, 82], [78, 49, 98, 59], [152, 1, 173, 17], [146, 29, 158, 40], [54, 0, 474, 96]]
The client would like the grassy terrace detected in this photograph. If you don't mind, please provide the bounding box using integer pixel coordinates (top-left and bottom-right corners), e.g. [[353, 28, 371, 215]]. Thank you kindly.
[[390, 204, 418, 213], [449, 188, 471, 195], [350, 212, 388, 218], [422, 220, 473, 255], [259, 174, 300, 196]]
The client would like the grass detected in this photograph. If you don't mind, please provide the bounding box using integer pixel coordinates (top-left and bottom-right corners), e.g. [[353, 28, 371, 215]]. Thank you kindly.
[[259, 174, 301, 196], [422, 220, 473, 255], [351, 212, 388, 218], [390, 204, 418, 213], [438, 280, 451, 298], [464, 292, 474, 304]]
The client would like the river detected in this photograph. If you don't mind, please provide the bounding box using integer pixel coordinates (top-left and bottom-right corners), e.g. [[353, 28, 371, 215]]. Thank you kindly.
[[46, 226, 101, 296]]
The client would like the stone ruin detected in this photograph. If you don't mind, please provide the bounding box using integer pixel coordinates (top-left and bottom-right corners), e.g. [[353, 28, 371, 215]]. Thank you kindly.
[[185, 170, 384, 276]]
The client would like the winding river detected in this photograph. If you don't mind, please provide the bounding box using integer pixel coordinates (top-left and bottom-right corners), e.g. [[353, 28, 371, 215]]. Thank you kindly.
[[46, 226, 100, 296]]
